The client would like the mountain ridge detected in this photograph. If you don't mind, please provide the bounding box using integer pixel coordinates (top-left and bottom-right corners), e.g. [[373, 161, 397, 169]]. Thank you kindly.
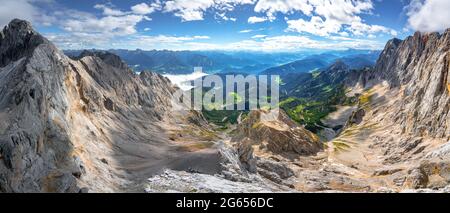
[[349, 30, 449, 139], [64, 48, 381, 75], [261, 50, 380, 75], [0, 19, 218, 192]]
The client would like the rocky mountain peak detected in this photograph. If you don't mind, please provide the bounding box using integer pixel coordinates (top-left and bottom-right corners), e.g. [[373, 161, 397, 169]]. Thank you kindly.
[[76, 50, 129, 70], [381, 37, 402, 58], [327, 60, 349, 72], [387, 38, 402, 48], [2, 19, 36, 35], [0, 19, 48, 67]]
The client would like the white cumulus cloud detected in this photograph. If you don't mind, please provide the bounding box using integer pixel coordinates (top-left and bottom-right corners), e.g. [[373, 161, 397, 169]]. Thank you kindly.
[[60, 2, 160, 39], [63, 14, 146, 36], [94, 4, 126, 16], [406, 0, 450, 32], [254, 0, 313, 21], [286, 0, 396, 37], [287, 16, 342, 37], [163, 0, 255, 21], [164, 0, 214, 21], [131, 2, 160, 15]]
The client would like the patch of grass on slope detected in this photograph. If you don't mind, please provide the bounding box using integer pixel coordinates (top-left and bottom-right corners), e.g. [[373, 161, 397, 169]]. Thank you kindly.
[[202, 110, 246, 127], [279, 81, 350, 133], [280, 97, 338, 132]]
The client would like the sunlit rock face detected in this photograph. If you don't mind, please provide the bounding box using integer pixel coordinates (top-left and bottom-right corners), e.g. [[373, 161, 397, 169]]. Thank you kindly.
[[353, 30, 450, 139], [232, 109, 323, 156], [335, 29, 450, 191]]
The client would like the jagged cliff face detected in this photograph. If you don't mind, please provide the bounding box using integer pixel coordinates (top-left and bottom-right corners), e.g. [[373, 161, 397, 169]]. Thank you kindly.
[[0, 19, 202, 192], [389, 31, 449, 139], [352, 30, 449, 139], [325, 30, 450, 191], [376, 31, 449, 139]]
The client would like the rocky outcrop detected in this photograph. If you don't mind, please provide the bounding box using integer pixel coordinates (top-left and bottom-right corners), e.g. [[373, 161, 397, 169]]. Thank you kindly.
[[143, 141, 295, 193], [228, 110, 322, 188], [405, 160, 450, 189], [232, 110, 322, 155], [256, 158, 295, 187], [345, 108, 366, 126], [236, 139, 257, 173], [0, 19, 181, 192], [145, 169, 289, 193]]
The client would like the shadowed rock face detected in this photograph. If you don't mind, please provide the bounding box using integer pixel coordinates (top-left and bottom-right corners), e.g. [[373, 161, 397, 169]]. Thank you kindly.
[[0, 19, 47, 68], [0, 19, 182, 192]]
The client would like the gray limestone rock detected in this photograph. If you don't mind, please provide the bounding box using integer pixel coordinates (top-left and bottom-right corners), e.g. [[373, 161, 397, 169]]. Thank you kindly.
[[0, 19, 178, 192]]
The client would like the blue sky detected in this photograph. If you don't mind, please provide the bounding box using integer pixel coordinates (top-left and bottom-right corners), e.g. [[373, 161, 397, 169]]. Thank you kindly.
[[1, 0, 449, 51]]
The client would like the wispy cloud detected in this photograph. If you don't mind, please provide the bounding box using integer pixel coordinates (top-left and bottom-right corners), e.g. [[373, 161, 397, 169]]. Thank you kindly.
[[248, 16, 267, 24], [239, 29, 253, 33], [254, 0, 312, 21], [193, 35, 210, 39], [251, 34, 267, 39]]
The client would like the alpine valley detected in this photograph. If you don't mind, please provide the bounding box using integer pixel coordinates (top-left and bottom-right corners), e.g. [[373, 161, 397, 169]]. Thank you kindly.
[[0, 18, 449, 193]]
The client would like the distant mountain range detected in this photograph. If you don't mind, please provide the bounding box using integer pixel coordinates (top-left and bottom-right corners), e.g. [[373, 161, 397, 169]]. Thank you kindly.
[[64, 49, 303, 74], [262, 58, 329, 75], [261, 50, 381, 75], [64, 49, 380, 75]]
